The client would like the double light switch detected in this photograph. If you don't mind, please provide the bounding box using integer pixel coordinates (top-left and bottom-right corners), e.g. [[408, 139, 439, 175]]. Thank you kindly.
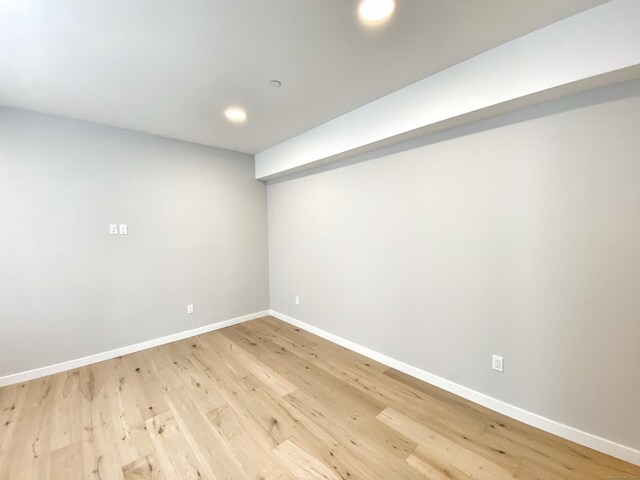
[[109, 224, 128, 235]]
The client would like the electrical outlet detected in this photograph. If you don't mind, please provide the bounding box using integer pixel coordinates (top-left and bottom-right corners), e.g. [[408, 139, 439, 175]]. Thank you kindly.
[[118, 224, 128, 235], [187, 304, 194, 314], [492, 355, 504, 372], [295, 296, 300, 305], [109, 224, 119, 235]]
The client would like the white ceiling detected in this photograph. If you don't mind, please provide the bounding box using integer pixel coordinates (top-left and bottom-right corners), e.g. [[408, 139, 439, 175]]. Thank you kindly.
[[0, 0, 606, 154]]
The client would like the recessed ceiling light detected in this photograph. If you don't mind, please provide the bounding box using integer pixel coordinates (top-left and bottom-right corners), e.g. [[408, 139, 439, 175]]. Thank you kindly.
[[224, 107, 247, 123], [358, 0, 395, 24], [268, 80, 282, 88]]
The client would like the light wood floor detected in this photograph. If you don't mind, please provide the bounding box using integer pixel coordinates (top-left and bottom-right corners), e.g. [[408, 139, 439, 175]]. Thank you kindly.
[[1, 316, 638, 479]]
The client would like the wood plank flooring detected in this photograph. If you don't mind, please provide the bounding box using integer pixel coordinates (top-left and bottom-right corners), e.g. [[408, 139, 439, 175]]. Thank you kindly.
[[0, 316, 638, 479]]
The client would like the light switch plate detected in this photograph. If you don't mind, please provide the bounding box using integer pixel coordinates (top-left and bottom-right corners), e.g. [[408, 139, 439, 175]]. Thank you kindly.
[[118, 224, 128, 235], [109, 224, 119, 235]]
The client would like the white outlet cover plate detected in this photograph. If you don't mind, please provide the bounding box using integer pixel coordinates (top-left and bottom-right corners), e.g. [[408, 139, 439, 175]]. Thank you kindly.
[[118, 224, 128, 235], [492, 355, 504, 372], [187, 304, 194, 314], [109, 224, 118, 235]]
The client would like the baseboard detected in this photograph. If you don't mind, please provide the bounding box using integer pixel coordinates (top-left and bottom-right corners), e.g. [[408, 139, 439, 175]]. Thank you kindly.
[[3, 308, 638, 466], [269, 309, 640, 467], [0, 310, 270, 388]]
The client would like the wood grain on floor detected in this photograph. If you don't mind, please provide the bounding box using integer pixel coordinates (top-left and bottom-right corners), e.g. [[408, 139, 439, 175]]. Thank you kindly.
[[0, 316, 638, 479]]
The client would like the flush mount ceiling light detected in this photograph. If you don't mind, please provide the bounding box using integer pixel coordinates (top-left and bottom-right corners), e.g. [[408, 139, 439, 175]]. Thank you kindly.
[[358, 0, 395, 24], [268, 80, 282, 88], [224, 107, 247, 123]]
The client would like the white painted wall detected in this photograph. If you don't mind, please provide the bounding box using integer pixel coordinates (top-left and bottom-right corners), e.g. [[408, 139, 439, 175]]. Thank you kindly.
[[0, 108, 269, 378], [267, 80, 640, 451]]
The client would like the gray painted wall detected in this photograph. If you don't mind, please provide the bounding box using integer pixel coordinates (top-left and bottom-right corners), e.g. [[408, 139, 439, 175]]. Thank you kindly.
[[267, 80, 640, 450], [0, 108, 269, 378]]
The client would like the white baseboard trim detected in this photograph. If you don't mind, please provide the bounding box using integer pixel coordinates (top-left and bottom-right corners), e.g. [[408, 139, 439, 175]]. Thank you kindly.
[[3, 308, 638, 466], [0, 310, 270, 388], [269, 309, 640, 467]]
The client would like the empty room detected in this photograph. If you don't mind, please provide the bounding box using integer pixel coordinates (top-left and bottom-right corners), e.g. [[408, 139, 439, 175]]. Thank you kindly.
[[1, 0, 639, 479]]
